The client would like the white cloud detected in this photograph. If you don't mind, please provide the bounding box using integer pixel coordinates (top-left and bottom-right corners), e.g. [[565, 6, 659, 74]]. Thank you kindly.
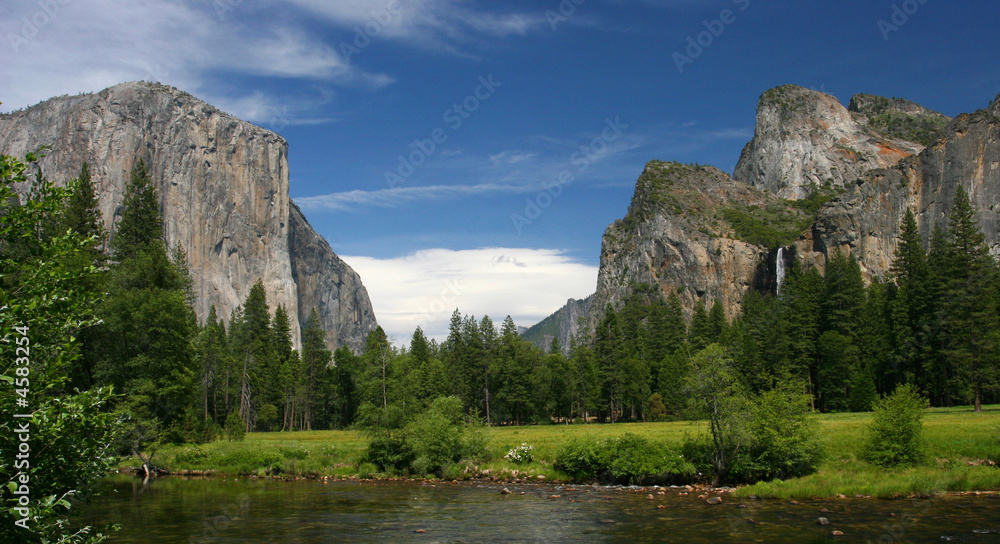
[[343, 248, 598, 344], [295, 183, 536, 212], [282, 0, 547, 44], [0, 0, 388, 114]]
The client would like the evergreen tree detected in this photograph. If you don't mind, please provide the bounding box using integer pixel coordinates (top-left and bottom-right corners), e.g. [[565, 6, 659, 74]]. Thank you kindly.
[[595, 305, 627, 422], [111, 159, 161, 261], [688, 300, 712, 352], [300, 309, 331, 429], [939, 187, 998, 411]]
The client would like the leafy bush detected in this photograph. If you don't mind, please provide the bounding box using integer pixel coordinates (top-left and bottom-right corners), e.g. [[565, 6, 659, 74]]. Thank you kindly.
[[504, 443, 535, 464], [733, 386, 821, 482], [225, 410, 245, 442], [861, 384, 926, 468], [218, 450, 283, 473], [608, 434, 695, 485], [555, 434, 694, 485], [404, 396, 465, 472], [364, 435, 415, 472], [175, 445, 210, 465], [279, 445, 310, 460]]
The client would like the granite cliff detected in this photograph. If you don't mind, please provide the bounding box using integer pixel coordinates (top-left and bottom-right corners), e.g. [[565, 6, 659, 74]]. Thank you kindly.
[[526, 86, 994, 344], [733, 85, 943, 200], [0, 82, 377, 351]]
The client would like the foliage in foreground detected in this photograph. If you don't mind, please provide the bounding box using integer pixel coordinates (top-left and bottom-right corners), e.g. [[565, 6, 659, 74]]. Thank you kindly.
[[1, 153, 122, 543]]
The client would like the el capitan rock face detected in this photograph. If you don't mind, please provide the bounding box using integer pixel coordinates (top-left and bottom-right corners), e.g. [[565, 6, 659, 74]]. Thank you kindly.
[[733, 85, 933, 200], [0, 81, 377, 351]]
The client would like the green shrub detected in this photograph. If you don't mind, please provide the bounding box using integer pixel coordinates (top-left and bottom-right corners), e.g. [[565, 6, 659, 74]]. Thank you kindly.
[[225, 410, 245, 442], [861, 383, 926, 467], [555, 434, 694, 485], [554, 437, 614, 481], [279, 445, 310, 460], [174, 445, 209, 465], [219, 450, 283, 473], [404, 396, 465, 473], [365, 435, 415, 472], [734, 386, 821, 482], [608, 434, 695, 485]]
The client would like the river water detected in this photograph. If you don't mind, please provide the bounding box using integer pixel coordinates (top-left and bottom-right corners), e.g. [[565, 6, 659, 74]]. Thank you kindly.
[[76, 476, 1000, 543]]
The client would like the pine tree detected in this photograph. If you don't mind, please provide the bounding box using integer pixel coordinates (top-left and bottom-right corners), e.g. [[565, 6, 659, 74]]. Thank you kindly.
[[112, 159, 161, 261], [688, 300, 712, 352], [939, 187, 998, 411], [890, 209, 932, 391], [301, 309, 332, 429], [595, 305, 627, 422]]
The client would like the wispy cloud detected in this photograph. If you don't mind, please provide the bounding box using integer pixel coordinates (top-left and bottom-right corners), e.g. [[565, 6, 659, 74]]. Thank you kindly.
[[283, 0, 548, 46], [344, 247, 598, 343], [296, 183, 536, 212], [0, 0, 390, 115]]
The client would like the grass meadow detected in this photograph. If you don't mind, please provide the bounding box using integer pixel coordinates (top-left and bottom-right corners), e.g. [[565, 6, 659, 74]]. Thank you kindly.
[[130, 405, 1000, 499]]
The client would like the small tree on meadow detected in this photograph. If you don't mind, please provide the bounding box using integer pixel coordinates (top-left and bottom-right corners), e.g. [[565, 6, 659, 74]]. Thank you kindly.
[[861, 383, 926, 467]]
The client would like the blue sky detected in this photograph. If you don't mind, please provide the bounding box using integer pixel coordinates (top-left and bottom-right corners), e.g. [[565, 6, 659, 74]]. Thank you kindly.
[[2, 0, 999, 342]]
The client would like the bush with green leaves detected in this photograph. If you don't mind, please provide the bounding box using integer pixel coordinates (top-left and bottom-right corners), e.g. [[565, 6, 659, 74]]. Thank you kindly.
[[731, 385, 821, 482], [861, 383, 926, 468], [225, 410, 245, 442], [364, 435, 415, 473], [404, 396, 469, 473], [555, 433, 694, 485]]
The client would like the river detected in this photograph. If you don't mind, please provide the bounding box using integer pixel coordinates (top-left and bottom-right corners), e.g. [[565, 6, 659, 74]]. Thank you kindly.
[[75, 476, 1000, 543]]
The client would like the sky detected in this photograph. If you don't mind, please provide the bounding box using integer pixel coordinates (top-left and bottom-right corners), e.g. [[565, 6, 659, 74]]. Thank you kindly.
[[2, 0, 999, 344]]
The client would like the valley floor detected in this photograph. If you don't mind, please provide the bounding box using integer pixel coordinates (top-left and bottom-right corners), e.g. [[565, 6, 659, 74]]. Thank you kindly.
[[125, 405, 1000, 500]]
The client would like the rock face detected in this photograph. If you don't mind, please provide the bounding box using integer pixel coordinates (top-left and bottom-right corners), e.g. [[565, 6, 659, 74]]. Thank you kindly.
[[588, 161, 790, 329], [733, 85, 929, 200], [0, 82, 377, 351], [527, 87, 992, 342], [521, 294, 593, 353], [798, 96, 1000, 278]]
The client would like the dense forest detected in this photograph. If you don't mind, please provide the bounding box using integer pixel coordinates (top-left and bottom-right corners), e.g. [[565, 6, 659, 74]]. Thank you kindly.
[[7, 155, 1000, 445], [25, 159, 1000, 441]]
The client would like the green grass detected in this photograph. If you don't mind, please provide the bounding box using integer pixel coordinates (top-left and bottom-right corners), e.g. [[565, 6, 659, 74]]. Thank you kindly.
[[135, 406, 1000, 498]]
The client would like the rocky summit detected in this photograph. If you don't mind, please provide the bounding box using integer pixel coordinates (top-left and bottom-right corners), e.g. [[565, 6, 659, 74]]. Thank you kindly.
[[733, 85, 938, 200], [526, 86, 996, 347], [0, 82, 377, 351]]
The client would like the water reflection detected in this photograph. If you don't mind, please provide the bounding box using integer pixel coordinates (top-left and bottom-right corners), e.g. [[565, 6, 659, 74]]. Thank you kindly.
[[76, 476, 1000, 543]]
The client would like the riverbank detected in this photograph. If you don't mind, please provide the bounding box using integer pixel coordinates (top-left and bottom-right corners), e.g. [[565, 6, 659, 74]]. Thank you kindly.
[[121, 405, 1000, 499]]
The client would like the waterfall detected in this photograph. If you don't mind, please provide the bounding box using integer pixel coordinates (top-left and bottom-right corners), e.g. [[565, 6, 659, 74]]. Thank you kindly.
[[775, 247, 786, 294]]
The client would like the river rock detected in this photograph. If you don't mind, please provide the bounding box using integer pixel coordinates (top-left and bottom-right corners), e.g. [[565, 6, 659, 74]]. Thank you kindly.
[[706, 497, 723, 505], [817, 517, 830, 525], [832, 530, 845, 537]]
